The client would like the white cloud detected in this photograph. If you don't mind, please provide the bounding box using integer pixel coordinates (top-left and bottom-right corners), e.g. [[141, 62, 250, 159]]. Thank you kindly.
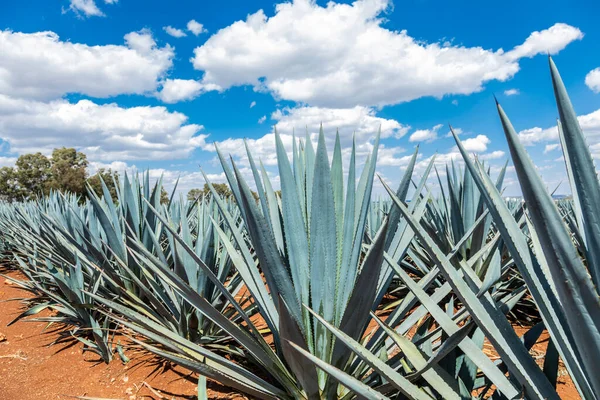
[[409, 124, 442, 143], [250, 101, 256, 108], [445, 127, 463, 138], [104, 0, 118, 4], [68, 0, 104, 17], [209, 105, 408, 166], [187, 20, 207, 36], [506, 23, 583, 60], [191, 0, 581, 108], [0, 29, 174, 100], [479, 150, 505, 160], [504, 88, 520, 96], [163, 26, 187, 38], [157, 79, 220, 103], [544, 143, 561, 153], [585, 68, 600, 93], [452, 100, 459, 106], [0, 157, 18, 168], [272, 105, 409, 140], [519, 108, 600, 160], [0, 95, 207, 161], [258, 115, 267, 124], [518, 126, 559, 145], [461, 134, 491, 152]]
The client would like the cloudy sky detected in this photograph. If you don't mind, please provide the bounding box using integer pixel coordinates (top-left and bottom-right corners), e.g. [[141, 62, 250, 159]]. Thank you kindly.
[[1, 0, 599, 196]]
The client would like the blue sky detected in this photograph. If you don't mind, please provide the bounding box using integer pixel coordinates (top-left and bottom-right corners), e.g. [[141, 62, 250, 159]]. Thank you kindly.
[[1, 0, 600, 196]]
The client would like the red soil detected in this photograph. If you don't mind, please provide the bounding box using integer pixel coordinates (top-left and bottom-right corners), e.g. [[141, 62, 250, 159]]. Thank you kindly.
[[0, 270, 247, 400]]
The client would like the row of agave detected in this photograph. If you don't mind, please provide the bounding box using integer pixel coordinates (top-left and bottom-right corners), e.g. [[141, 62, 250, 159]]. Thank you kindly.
[[0, 57, 598, 400], [0, 173, 249, 363]]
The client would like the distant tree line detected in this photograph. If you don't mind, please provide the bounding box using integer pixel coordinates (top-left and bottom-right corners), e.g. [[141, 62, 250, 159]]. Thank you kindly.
[[0, 147, 118, 202], [186, 183, 263, 202], [0, 147, 263, 204]]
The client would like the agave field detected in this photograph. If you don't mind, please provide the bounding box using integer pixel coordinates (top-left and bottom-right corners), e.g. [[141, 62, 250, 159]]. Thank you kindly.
[[1, 58, 599, 400]]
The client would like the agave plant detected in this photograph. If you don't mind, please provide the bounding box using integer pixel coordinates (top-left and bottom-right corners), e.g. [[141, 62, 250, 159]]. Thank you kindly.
[[89, 126, 445, 399], [290, 57, 600, 400]]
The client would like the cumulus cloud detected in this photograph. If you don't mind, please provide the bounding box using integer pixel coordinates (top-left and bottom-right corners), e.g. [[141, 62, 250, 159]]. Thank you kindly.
[[479, 150, 505, 160], [445, 127, 463, 138], [0, 29, 174, 100], [506, 23, 583, 59], [187, 20, 207, 36], [68, 0, 105, 17], [163, 26, 187, 38], [250, 101, 256, 108], [544, 143, 561, 153], [461, 134, 491, 152], [208, 105, 408, 166], [0, 95, 207, 161], [273, 105, 409, 139], [519, 108, 600, 160], [190, 0, 581, 108], [409, 124, 443, 143], [504, 89, 520, 96], [585, 68, 600, 93], [157, 79, 220, 103], [258, 115, 267, 124]]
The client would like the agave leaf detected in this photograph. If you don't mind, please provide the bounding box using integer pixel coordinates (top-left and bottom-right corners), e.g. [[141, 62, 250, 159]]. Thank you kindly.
[[550, 57, 600, 287], [307, 307, 433, 400], [260, 161, 285, 254], [382, 178, 560, 400], [383, 253, 518, 398], [450, 126, 594, 400], [496, 98, 600, 397], [229, 159, 303, 327], [331, 131, 345, 258], [310, 127, 339, 341], [371, 314, 461, 400], [245, 139, 270, 223], [405, 321, 475, 382], [286, 341, 391, 400], [337, 129, 381, 319], [274, 130, 310, 314], [330, 217, 388, 375], [278, 297, 320, 400]]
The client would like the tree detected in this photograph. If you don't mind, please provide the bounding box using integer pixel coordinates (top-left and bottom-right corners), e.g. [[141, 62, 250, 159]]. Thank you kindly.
[[187, 188, 204, 201], [15, 152, 51, 200], [49, 147, 88, 197], [160, 187, 170, 204], [0, 167, 20, 202], [87, 169, 119, 200], [188, 183, 232, 201]]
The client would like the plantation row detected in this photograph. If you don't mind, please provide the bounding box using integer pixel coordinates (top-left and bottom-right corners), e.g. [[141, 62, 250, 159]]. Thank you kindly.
[[0, 58, 598, 400]]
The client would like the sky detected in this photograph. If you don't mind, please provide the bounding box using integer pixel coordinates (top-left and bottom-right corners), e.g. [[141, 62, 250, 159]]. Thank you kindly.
[[1, 0, 600, 197]]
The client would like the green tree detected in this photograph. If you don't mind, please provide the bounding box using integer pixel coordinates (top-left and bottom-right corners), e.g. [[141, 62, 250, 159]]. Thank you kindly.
[[87, 169, 119, 200], [187, 188, 204, 201], [160, 187, 170, 205], [0, 167, 19, 202], [188, 183, 232, 201], [15, 152, 51, 200], [49, 147, 88, 197]]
